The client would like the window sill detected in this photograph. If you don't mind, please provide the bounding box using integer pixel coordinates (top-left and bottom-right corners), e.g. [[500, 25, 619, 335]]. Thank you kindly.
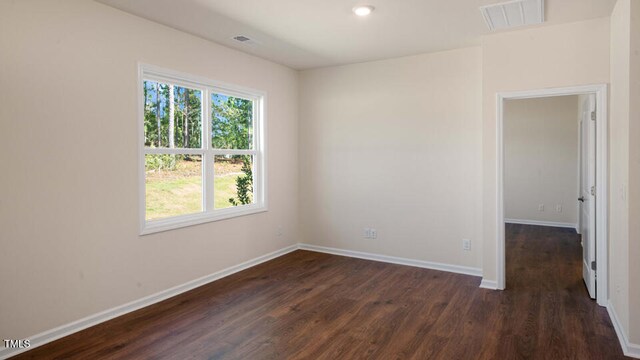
[[140, 204, 267, 235]]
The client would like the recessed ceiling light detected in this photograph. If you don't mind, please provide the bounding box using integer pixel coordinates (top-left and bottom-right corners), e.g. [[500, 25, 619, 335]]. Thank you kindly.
[[353, 5, 374, 17]]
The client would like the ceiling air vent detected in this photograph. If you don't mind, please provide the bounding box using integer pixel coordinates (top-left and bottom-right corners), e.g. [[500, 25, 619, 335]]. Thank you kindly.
[[480, 0, 544, 31], [233, 35, 252, 43]]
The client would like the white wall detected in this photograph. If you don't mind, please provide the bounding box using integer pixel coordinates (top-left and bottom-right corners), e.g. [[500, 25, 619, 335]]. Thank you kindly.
[[610, 0, 640, 347], [610, 0, 631, 340], [0, 0, 299, 340], [299, 47, 483, 270], [630, 0, 640, 345], [481, 17, 610, 284], [504, 96, 580, 227]]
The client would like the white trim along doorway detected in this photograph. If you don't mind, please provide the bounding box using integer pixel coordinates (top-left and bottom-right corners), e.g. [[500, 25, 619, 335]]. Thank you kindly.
[[494, 84, 608, 307]]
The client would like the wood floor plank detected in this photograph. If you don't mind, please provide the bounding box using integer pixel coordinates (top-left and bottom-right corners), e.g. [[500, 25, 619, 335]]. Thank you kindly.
[[12, 224, 628, 359]]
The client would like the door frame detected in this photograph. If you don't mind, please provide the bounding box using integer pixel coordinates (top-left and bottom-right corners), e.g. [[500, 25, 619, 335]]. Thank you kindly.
[[495, 84, 608, 306]]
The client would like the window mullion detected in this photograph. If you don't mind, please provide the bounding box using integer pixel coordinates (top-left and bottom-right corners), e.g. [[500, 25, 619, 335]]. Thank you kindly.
[[144, 148, 205, 155], [210, 149, 257, 156]]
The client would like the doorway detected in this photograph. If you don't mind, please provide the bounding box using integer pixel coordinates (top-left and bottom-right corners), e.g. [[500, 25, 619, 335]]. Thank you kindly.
[[495, 84, 608, 306]]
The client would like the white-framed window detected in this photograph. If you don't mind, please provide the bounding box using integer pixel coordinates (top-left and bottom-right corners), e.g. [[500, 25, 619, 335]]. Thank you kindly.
[[138, 64, 266, 235]]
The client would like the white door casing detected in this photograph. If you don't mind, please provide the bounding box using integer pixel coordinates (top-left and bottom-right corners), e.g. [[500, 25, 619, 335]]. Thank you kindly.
[[493, 84, 608, 307]]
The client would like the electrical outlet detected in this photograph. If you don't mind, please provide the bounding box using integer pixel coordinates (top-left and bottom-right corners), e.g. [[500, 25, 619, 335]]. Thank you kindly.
[[277, 226, 283, 237], [363, 227, 377, 239], [462, 239, 471, 251], [538, 204, 545, 212], [556, 204, 562, 213]]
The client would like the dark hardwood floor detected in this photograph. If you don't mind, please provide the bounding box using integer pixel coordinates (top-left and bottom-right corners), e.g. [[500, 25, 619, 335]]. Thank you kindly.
[[13, 224, 627, 359]]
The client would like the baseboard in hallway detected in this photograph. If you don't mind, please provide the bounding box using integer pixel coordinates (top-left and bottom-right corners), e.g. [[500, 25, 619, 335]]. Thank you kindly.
[[505, 218, 578, 231]]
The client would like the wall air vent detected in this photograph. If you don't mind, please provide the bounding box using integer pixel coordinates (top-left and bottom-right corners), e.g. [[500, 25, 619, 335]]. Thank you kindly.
[[480, 0, 544, 31]]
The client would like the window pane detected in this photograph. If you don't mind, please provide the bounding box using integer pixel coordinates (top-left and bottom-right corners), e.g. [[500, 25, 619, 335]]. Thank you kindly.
[[211, 93, 253, 150], [214, 155, 255, 209], [143, 80, 202, 149], [145, 154, 203, 220]]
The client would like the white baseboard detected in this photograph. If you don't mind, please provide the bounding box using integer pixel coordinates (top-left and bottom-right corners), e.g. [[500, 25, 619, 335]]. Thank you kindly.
[[298, 243, 482, 277], [479, 279, 498, 290], [505, 218, 578, 230], [0, 244, 298, 360], [607, 302, 640, 358]]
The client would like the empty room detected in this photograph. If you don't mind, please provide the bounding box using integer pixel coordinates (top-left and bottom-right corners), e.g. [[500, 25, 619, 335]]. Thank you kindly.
[[0, 0, 638, 359]]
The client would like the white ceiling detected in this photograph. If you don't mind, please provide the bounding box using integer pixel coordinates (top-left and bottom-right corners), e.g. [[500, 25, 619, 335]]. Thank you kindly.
[[97, 0, 616, 70]]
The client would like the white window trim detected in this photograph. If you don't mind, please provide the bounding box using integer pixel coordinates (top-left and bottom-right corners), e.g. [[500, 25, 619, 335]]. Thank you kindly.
[[138, 63, 267, 235]]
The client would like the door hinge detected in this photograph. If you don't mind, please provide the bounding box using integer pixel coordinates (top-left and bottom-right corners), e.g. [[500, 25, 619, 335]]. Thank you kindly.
[[591, 185, 596, 196], [591, 111, 596, 121], [591, 261, 597, 271]]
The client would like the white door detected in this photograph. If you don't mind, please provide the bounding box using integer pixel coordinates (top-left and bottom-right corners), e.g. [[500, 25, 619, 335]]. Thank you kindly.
[[579, 94, 597, 298]]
